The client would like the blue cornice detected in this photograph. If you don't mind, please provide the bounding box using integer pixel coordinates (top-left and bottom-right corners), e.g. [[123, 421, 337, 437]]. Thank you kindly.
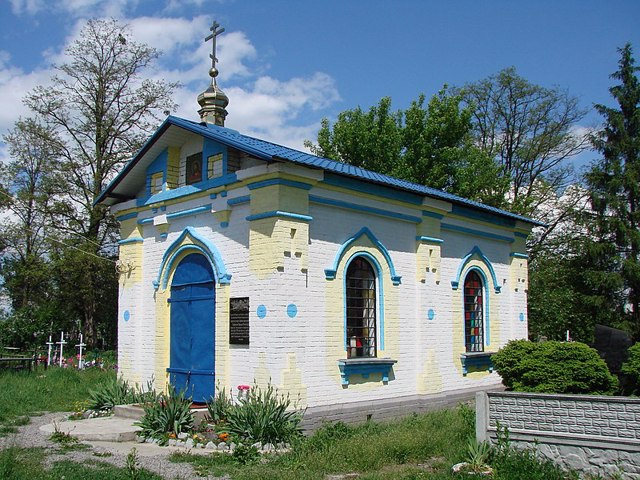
[[246, 211, 313, 222], [116, 212, 138, 221], [227, 195, 250, 206], [416, 236, 444, 244], [247, 178, 313, 191], [441, 223, 514, 243], [138, 204, 211, 225], [510, 252, 529, 259], [310, 195, 421, 224], [118, 237, 144, 245]]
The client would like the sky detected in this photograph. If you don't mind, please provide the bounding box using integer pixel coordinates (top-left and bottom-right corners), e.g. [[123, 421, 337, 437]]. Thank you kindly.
[[1, 0, 639, 170]]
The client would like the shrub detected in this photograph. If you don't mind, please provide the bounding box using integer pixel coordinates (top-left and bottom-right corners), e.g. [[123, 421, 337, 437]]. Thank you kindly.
[[224, 382, 302, 445], [88, 376, 157, 411], [135, 386, 194, 440], [492, 340, 618, 395], [621, 342, 640, 393]]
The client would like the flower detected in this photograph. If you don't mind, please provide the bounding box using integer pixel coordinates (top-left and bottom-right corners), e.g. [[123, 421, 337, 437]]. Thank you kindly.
[[237, 385, 251, 391], [218, 432, 229, 442]]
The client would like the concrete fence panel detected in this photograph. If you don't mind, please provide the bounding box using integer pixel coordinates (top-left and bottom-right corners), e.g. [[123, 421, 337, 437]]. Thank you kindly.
[[476, 391, 640, 479]]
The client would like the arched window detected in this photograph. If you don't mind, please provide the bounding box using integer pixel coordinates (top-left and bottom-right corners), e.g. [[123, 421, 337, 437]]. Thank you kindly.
[[464, 270, 484, 352], [346, 256, 377, 358]]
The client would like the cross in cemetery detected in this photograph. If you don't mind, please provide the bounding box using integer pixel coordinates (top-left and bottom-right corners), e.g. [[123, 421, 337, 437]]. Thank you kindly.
[[205, 20, 225, 82], [46, 335, 54, 367], [56, 331, 67, 367], [76, 334, 86, 369]]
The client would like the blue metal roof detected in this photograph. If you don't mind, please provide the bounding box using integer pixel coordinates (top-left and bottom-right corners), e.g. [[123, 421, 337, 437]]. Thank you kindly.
[[97, 115, 544, 227]]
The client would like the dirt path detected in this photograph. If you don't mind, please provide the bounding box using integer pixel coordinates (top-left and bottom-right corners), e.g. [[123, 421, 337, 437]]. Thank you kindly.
[[0, 412, 222, 479]]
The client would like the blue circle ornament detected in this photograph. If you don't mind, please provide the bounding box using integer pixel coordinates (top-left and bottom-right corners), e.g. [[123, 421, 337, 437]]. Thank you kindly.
[[427, 309, 435, 321], [519, 312, 525, 322], [256, 305, 267, 319], [123, 310, 130, 322], [287, 304, 298, 318]]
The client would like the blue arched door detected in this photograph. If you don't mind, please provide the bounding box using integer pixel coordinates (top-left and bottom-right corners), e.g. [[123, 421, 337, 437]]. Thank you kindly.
[[167, 253, 215, 402]]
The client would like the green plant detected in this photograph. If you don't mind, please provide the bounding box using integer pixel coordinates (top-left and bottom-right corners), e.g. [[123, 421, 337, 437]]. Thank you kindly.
[[621, 342, 640, 393], [225, 382, 303, 445], [88, 375, 157, 411], [206, 385, 233, 424], [492, 339, 618, 394], [49, 420, 78, 445], [127, 447, 141, 480], [232, 443, 260, 465], [135, 386, 194, 441], [465, 438, 491, 471]]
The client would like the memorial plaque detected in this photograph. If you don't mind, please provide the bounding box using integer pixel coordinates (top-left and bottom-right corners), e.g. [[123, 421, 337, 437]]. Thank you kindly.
[[229, 297, 250, 345]]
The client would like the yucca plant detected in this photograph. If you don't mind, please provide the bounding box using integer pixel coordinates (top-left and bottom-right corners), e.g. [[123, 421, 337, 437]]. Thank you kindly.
[[226, 382, 302, 444], [135, 386, 194, 440]]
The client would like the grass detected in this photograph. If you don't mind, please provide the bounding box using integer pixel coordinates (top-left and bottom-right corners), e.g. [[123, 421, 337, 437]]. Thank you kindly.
[[0, 368, 613, 479], [0, 367, 114, 435]]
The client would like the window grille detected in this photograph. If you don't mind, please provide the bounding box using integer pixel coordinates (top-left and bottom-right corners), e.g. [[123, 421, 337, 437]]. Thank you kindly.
[[346, 256, 376, 358], [464, 270, 484, 352]]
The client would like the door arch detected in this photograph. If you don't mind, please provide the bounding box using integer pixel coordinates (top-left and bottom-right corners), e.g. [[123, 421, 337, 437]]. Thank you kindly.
[[167, 253, 215, 402]]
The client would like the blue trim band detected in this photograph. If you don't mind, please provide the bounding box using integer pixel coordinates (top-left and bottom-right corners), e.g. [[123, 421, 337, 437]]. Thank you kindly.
[[441, 223, 514, 243], [510, 252, 529, 259], [247, 178, 313, 190], [451, 204, 516, 228], [118, 237, 144, 245], [416, 236, 444, 244], [325, 227, 401, 286], [116, 212, 138, 221], [167, 205, 210, 220], [137, 204, 211, 225], [227, 195, 250, 206], [451, 246, 501, 294], [422, 210, 445, 219], [246, 211, 313, 222], [137, 173, 237, 206], [322, 172, 424, 205], [154, 226, 231, 289], [310, 195, 421, 224]]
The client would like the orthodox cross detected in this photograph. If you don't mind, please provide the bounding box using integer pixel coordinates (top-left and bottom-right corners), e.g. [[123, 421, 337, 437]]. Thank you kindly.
[[205, 20, 225, 77]]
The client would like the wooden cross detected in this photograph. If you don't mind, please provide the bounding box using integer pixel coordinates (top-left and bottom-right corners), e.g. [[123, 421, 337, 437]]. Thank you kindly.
[[205, 20, 225, 72]]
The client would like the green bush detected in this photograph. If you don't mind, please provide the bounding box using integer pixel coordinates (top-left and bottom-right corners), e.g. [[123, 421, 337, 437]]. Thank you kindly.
[[223, 383, 302, 445], [88, 376, 157, 411], [206, 385, 233, 424], [135, 386, 194, 440], [492, 340, 618, 395], [621, 342, 640, 393]]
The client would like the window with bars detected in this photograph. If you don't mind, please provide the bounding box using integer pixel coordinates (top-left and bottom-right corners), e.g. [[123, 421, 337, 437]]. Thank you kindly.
[[346, 256, 377, 358], [464, 270, 484, 352]]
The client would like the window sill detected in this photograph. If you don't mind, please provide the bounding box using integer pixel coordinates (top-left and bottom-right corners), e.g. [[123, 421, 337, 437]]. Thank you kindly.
[[338, 358, 397, 386], [460, 351, 495, 376]]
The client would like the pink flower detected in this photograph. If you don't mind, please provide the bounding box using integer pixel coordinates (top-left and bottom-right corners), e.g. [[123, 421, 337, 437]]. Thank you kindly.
[[237, 385, 251, 391]]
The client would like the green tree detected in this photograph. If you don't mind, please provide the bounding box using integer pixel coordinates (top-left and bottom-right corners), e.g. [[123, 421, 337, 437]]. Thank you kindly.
[[5, 18, 178, 347], [306, 89, 505, 205], [586, 43, 640, 340], [461, 67, 590, 217]]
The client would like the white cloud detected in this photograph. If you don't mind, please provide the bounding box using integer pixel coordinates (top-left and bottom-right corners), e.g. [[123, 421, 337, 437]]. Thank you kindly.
[[8, 0, 45, 15]]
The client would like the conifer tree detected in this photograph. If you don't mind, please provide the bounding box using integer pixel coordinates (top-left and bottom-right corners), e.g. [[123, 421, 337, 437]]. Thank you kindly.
[[586, 43, 640, 339]]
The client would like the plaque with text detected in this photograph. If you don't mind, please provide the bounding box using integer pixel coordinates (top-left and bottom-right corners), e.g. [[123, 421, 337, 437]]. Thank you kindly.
[[229, 297, 250, 345]]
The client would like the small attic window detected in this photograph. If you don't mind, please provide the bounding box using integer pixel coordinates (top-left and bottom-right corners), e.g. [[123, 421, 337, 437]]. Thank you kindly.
[[207, 153, 224, 179], [186, 152, 203, 185]]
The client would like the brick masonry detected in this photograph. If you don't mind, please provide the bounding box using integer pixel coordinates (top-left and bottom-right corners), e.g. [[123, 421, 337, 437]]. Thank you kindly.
[[477, 391, 640, 478]]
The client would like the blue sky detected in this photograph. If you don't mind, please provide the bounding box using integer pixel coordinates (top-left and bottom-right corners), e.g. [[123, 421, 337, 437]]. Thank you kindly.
[[1, 0, 639, 168]]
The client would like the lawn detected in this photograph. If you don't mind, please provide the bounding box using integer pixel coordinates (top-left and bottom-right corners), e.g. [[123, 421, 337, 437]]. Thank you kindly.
[[0, 367, 588, 479]]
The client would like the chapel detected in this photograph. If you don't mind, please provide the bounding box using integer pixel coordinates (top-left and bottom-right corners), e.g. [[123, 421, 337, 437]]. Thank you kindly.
[[97, 21, 540, 424]]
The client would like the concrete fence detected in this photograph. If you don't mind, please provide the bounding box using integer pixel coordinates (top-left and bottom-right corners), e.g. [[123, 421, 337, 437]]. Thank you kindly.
[[476, 391, 640, 479]]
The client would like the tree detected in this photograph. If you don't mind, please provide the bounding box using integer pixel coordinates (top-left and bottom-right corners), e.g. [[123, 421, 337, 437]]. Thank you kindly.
[[586, 43, 640, 340], [306, 89, 506, 205], [4, 18, 178, 347], [0, 119, 59, 311], [461, 67, 590, 217]]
